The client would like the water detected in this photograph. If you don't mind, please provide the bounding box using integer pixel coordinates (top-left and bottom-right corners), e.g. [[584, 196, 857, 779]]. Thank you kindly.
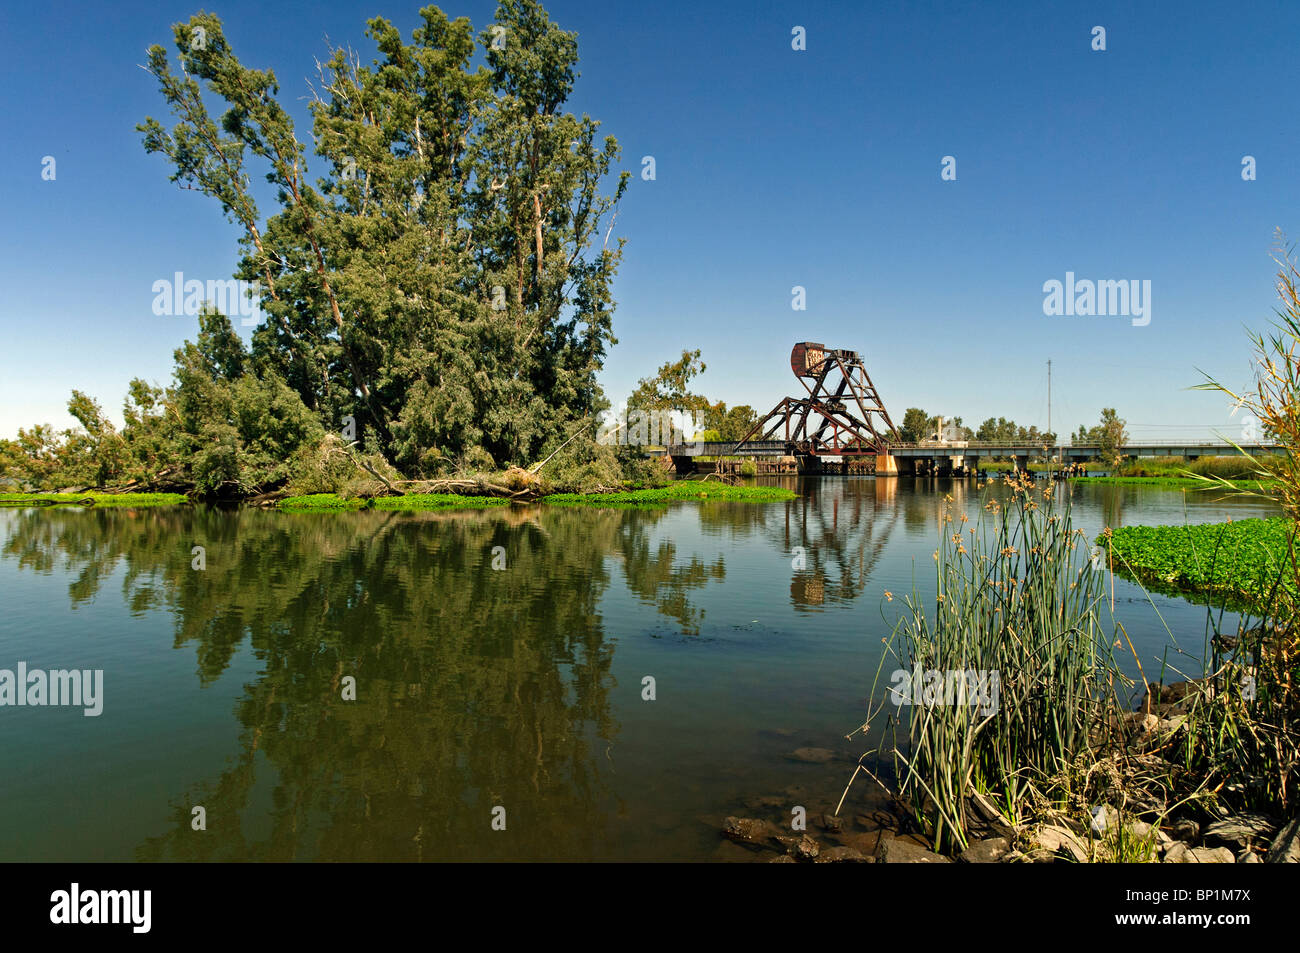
[[0, 478, 1281, 861]]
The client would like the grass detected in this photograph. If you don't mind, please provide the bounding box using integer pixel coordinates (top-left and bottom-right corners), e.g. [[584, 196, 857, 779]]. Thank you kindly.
[[279, 492, 509, 511], [540, 483, 796, 507], [845, 473, 1129, 854], [1073, 475, 1277, 489], [1100, 517, 1296, 612], [0, 492, 189, 508], [1113, 455, 1263, 480]]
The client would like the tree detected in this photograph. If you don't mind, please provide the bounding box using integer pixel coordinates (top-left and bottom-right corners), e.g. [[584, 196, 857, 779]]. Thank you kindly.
[[1093, 408, 1129, 468], [717, 404, 758, 443], [900, 408, 931, 442], [627, 349, 710, 413], [138, 2, 628, 474]]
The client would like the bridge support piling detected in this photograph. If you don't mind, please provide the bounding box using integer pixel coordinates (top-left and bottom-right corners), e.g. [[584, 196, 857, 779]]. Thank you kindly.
[[876, 452, 898, 475]]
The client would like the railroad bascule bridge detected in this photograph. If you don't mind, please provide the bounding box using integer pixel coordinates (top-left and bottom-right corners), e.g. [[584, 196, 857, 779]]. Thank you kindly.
[[664, 342, 1286, 476]]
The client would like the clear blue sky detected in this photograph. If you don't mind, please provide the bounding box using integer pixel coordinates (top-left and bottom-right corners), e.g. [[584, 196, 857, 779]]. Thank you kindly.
[[2, 0, 1297, 442]]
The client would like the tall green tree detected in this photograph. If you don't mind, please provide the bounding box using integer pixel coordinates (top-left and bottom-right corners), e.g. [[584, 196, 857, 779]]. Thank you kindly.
[[1092, 407, 1129, 467], [627, 349, 710, 413], [899, 407, 931, 443], [139, 1, 628, 474]]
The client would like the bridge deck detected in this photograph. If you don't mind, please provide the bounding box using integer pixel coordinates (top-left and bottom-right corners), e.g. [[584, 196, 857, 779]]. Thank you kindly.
[[665, 441, 1285, 458]]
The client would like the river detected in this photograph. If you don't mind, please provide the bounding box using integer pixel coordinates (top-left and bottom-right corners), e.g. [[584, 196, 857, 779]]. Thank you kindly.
[[0, 477, 1281, 861]]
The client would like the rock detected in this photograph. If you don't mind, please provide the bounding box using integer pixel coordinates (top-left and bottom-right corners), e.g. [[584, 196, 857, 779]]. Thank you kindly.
[[814, 845, 871, 863], [959, 836, 1011, 863], [1191, 846, 1236, 863], [1213, 632, 1239, 652], [777, 834, 821, 861], [740, 794, 786, 813], [967, 790, 1017, 839], [839, 831, 884, 856], [722, 816, 780, 850], [1171, 818, 1200, 843], [818, 813, 843, 833], [1204, 813, 1279, 848], [875, 831, 952, 863], [1238, 849, 1261, 863], [1265, 817, 1300, 863], [1089, 805, 1115, 834], [767, 853, 797, 863], [1166, 842, 1235, 863], [1126, 712, 1160, 735], [1032, 825, 1089, 863], [1157, 715, 1187, 735], [787, 747, 836, 764]]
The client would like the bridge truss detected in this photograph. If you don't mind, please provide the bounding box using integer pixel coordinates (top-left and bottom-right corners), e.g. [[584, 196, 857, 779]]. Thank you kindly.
[[731, 342, 899, 456]]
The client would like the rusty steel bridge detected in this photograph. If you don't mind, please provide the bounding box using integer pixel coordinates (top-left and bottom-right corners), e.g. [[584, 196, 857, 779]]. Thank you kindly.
[[664, 342, 1285, 475]]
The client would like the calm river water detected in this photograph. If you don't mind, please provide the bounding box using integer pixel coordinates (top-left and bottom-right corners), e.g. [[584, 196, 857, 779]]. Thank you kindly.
[[0, 478, 1281, 861]]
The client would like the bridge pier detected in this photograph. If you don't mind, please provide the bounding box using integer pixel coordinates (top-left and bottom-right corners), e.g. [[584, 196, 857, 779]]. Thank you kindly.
[[670, 455, 695, 474], [796, 454, 821, 474], [876, 452, 898, 475], [1013, 454, 1030, 474]]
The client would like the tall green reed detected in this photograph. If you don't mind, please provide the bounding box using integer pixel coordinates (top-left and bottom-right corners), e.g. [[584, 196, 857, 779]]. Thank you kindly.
[[848, 474, 1131, 853]]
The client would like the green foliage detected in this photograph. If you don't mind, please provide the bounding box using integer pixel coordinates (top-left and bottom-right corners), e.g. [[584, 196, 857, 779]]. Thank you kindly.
[[137, 1, 628, 474], [1, 308, 325, 497], [1071, 409, 1128, 465], [1113, 455, 1263, 479], [853, 477, 1128, 853], [899, 407, 933, 443], [279, 492, 508, 510], [0, 493, 188, 508], [975, 415, 1051, 444], [1101, 518, 1296, 612], [1073, 475, 1272, 487], [703, 403, 758, 442], [627, 349, 709, 414]]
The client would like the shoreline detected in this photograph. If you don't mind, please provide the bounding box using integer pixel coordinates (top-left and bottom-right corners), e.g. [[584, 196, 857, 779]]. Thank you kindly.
[[0, 483, 798, 512]]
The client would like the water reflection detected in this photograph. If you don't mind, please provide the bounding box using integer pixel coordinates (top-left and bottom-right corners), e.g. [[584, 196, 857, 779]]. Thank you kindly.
[[0, 478, 1282, 862]]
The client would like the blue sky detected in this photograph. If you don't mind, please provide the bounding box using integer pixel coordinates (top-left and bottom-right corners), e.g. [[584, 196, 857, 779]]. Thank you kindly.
[[2, 0, 1297, 442]]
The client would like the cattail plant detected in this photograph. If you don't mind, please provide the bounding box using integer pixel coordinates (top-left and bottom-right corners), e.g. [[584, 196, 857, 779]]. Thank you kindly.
[[846, 474, 1131, 853]]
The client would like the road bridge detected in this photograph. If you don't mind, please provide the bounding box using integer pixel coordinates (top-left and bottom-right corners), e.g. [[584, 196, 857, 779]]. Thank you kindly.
[[664, 439, 1285, 475]]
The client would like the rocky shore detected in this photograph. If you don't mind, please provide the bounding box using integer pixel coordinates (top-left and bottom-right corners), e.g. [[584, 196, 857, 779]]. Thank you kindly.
[[722, 681, 1300, 863]]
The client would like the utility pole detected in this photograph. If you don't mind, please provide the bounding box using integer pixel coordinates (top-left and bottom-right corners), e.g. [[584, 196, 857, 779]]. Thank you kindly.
[[1047, 359, 1053, 468], [1047, 359, 1052, 439]]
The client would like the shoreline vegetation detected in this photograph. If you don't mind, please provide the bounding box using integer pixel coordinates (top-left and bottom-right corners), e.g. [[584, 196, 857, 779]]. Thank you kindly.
[[0, 492, 189, 508], [1100, 518, 1296, 612], [819, 472, 1300, 865], [0, 483, 798, 511], [804, 250, 1299, 865], [1071, 475, 1278, 488]]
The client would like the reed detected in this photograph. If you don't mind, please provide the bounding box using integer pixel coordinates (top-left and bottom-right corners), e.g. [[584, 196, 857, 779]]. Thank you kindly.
[[848, 474, 1131, 853]]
